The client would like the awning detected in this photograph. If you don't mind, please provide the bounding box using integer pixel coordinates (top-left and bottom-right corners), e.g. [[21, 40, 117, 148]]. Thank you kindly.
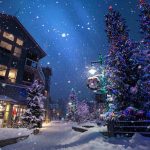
[[0, 95, 18, 104]]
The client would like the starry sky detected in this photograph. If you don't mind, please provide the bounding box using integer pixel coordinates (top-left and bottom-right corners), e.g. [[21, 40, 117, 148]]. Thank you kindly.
[[0, 0, 148, 102]]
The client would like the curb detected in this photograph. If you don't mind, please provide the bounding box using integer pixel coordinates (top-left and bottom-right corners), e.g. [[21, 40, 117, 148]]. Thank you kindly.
[[0, 135, 29, 147], [72, 126, 88, 132]]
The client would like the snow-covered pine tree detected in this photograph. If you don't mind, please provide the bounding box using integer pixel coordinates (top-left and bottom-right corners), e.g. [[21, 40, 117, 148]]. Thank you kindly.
[[139, 0, 150, 45], [105, 6, 135, 112], [22, 80, 45, 128], [138, 0, 150, 109], [66, 88, 78, 121], [129, 44, 149, 109], [76, 100, 89, 123], [128, 0, 150, 111]]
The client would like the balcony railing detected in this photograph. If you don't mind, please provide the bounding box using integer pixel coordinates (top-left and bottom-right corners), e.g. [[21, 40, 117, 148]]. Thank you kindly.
[[25, 58, 45, 85], [25, 58, 38, 69], [38, 64, 45, 85]]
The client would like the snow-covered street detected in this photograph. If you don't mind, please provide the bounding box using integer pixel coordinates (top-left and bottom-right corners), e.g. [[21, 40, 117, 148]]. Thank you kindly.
[[1, 121, 150, 150]]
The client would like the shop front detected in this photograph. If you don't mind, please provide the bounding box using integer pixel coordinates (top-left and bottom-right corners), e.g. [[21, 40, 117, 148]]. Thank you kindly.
[[0, 96, 26, 128]]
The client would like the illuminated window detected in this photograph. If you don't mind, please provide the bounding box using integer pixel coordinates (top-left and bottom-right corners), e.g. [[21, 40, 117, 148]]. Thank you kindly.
[[4, 104, 11, 121], [0, 64, 7, 77], [8, 69, 17, 83], [45, 90, 48, 96], [16, 38, 23, 46], [3, 32, 14, 41], [13, 47, 22, 57], [0, 41, 12, 51]]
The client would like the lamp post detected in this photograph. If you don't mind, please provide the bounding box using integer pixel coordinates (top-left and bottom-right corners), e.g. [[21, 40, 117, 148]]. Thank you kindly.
[[87, 54, 107, 95]]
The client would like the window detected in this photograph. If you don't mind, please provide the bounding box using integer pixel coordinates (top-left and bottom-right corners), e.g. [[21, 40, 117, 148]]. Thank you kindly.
[[4, 104, 11, 121], [26, 58, 38, 68], [3, 32, 14, 41], [16, 38, 23, 46], [13, 47, 22, 57], [0, 64, 7, 77], [23, 71, 34, 83], [8, 69, 17, 83], [0, 41, 12, 51]]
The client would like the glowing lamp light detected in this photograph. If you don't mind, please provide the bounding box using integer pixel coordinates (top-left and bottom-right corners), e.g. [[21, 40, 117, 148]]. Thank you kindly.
[[88, 68, 97, 75], [68, 102, 72, 105]]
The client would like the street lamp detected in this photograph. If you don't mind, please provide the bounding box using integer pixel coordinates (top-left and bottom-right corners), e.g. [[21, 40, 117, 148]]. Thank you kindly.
[[88, 67, 97, 75], [87, 54, 107, 94], [68, 102, 72, 105]]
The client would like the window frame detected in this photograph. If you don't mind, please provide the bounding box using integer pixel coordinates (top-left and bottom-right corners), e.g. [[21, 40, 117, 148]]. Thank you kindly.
[[0, 40, 12, 51], [16, 38, 24, 46], [0, 64, 7, 78], [3, 32, 14, 41], [13, 47, 22, 58], [8, 68, 18, 83]]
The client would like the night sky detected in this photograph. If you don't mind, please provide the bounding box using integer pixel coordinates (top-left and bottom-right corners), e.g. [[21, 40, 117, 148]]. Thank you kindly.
[[0, 0, 148, 101]]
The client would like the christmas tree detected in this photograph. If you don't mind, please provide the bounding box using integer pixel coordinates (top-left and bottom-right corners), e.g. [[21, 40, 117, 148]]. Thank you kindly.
[[138, 0, 150, 110], [66, 88, 78, 121], [128, 0, 150, 110], [22, 80, 45, 128], [139, 0, 150, 45], [76, 100, 89, 123], [105, 6, 135, 112]]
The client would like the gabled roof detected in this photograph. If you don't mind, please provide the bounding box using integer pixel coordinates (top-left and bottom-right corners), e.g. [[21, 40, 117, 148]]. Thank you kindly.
[[0, 13, 46, 58]]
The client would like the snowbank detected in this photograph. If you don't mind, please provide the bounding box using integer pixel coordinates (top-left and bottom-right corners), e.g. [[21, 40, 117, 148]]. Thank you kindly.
[[0, 128, 32, 141], [59, 126, 150, 150]]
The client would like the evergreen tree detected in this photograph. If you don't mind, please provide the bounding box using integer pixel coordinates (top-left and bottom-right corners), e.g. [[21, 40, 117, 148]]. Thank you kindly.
[[139, 0, 150, 45], [22, 80, 45, 128], [105, 6, 135, 111], [66, 88, 78, 121], [76, 100, 89, 123], [128, 0, 150, 110], [138, 0, 150, 109]]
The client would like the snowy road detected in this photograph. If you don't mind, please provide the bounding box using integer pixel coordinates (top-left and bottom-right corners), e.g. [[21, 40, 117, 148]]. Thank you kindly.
[[2, 121, 150, 150]]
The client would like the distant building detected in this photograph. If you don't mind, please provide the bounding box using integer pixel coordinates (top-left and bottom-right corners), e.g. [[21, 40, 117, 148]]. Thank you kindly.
[[50, 99, 66, 120], [42, 67, 52, 123], [0, 13, 51, 127]]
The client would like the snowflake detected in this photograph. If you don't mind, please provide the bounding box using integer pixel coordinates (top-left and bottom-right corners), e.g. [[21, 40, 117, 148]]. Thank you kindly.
[[61, 33, 69, 38], [67, 80, 71, 84]]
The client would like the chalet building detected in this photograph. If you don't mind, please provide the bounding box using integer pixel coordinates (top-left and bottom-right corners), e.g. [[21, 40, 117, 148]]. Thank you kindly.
[[0, 13, 51, 127]]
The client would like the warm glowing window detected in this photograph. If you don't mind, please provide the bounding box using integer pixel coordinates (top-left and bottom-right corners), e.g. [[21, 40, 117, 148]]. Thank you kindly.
[[13, 47, 22, 57], [8, 69, 17, 83], [45, 90, 48, 96], [0, 64, 7, 77], [16, 38, 23, 46], [4, 104, 11, 121], [3, 32, 14, 41], [0, 41, 12, 51]]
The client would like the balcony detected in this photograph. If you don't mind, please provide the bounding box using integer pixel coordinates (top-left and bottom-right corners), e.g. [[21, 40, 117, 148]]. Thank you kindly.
[[25, 58, 38, 69], [25, 58, 45, 85]]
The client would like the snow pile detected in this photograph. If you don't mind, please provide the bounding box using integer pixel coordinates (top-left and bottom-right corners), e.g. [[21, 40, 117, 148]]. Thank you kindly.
[[60, 128, 150, 150], [0, 128, 32, 141]]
